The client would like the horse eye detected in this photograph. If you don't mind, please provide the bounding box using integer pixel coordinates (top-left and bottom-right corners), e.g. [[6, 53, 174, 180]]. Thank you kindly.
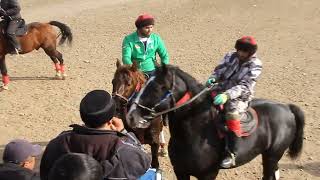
[[160, 84, 167, 90], [126, 79, 132, 86]]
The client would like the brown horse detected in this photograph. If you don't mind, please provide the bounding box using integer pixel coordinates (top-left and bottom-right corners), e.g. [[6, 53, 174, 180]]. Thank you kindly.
[[112, 60, 166, 169], [0, 20, 72, 90]]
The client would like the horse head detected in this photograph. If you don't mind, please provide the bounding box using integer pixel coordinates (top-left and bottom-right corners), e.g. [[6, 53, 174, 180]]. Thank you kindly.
[[126, 64, 194, 129], [112, 60, 146, 121]]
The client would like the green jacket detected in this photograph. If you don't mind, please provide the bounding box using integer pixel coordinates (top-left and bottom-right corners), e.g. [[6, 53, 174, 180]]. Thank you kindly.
[[122, 31, 169, 72]]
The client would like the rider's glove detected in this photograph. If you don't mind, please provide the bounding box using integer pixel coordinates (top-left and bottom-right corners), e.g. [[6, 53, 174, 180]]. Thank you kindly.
[[214, 93, 229, 105], [206, 76, 216, 87]]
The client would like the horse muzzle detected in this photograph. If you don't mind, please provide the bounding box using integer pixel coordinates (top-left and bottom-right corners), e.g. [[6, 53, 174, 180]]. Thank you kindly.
[[126, 108, 151, 129]]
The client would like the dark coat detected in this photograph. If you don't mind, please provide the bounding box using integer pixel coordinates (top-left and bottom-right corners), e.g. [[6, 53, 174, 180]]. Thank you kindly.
[[0, 163, 40, 180], [0, 0, 22, 19], [40, 124, 151, 180]]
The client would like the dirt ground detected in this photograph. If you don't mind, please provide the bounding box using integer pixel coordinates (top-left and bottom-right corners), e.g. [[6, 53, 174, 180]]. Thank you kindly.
[[0, 0, 319, 179]]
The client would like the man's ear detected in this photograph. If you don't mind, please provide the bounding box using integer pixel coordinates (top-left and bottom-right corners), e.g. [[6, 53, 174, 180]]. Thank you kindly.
[[109, 120, 118, 131], [21, 157, 32, 169], [21, 161, 27, 168]]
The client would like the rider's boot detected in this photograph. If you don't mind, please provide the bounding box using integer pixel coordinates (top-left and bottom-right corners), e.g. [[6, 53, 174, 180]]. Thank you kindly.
[[8, 33, 22, 54], [220, 117, 242, 168]]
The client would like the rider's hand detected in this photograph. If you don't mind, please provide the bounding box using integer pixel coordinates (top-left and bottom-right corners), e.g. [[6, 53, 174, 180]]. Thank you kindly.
[[0, 8, 6, 16], [110, 117, 125, 132], [206, 76, 216, 87], [214, 93, 229, 105]]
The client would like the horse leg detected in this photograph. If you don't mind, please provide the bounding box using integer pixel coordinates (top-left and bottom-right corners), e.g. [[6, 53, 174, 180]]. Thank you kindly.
[[196, 170, 219, 180], [54, 50, 67, 78], [159, 130, 168, 157], [175, 172, 190, 180], [44, 48, 66, 79], [262, 153, 282, 180], [0, 56, 9, 90], [44, 48, 62, 79], [52, 57, 63, 79], [150, 142, 160, 169]]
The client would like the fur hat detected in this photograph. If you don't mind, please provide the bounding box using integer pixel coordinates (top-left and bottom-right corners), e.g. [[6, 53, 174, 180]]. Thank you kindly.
[[235, 36, 258, 56], [80, 90, 115, 128], [135, 14, 155, 29]]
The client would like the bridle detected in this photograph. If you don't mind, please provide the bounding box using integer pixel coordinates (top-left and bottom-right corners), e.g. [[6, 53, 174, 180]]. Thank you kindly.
[[133, 72, 217, 119], [112, 81, 142, 105]]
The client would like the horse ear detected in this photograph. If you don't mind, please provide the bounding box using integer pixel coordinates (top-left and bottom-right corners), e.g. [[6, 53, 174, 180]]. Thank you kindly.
[[161, 63, 168, 75], [131, 61, 138, 72], [116, 59, 121, 69]]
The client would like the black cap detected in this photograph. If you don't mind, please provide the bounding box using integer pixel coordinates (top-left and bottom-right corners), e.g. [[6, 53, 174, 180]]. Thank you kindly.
[[3, 139, 42, 164], [80, 90, 116, 128]]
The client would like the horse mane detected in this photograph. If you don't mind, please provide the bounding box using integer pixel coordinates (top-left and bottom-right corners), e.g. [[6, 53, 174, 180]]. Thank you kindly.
[[116, 64, 146, 85], [158, 65, 205, 94], [174, 67, 204, 93], [155, 65, 212, 108]]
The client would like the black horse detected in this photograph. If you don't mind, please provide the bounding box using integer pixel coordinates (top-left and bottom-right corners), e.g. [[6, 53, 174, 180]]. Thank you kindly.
[[126, 65, 305, 180]]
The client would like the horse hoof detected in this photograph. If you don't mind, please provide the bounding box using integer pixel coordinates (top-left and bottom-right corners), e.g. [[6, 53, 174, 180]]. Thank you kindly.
[[158, 148, 168, 157], [55, 75, 63, 80], [55, 72, 63, 80], [1, 85, 9, 90], [62, 73, 67, 80]]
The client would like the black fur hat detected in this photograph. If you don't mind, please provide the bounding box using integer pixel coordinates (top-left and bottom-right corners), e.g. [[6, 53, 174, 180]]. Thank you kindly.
[[80, 90, 115, 128]]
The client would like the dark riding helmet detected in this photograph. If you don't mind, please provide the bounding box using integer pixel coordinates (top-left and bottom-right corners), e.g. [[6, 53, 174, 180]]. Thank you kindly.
[[235, 36, 257, 56]]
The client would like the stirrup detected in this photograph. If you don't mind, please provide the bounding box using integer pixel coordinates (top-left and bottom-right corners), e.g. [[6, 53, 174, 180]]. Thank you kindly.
[[11, 48, 22, 55], [220, 152, 236, 168], [15, 48, 20, 55], [230, 152, 236, 166]]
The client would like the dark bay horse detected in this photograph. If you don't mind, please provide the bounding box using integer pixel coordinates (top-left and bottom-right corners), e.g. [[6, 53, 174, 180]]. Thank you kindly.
[[0, 20, 72, 90], [112, 60, 165, 168], [126, 65, 305, 180]]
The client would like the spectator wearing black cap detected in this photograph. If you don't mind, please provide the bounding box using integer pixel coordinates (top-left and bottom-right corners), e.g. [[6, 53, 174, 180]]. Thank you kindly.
[[40, 90, 151, 180], [0, 139, 41, 180]]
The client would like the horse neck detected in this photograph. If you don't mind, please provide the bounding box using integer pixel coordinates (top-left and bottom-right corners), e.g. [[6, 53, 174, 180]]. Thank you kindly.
[[134, 71, 146, 85], [168, 71, 220, 142], [125, 71, 146, 99]]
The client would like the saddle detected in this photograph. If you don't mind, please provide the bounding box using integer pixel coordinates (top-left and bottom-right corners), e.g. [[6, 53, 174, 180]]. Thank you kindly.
[[215, 106, 259, 138], [0, 19, 28, 36]]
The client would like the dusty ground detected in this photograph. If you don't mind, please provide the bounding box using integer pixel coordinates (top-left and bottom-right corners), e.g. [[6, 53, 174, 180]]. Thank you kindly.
[[0, 0, 319, 179]]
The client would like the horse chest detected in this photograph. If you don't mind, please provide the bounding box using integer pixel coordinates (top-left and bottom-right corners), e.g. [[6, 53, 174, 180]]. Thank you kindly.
[[169, 138, 220, 172]]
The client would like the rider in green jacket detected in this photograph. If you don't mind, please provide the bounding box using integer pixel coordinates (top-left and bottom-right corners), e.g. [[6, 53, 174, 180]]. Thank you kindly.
[[122, 14, 170, 156], [122, 14, 169, 77]]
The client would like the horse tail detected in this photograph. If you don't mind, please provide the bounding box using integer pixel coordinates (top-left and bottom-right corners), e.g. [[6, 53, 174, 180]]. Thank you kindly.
[[49, 21, 73, 46], [288, 104, 305, 159]]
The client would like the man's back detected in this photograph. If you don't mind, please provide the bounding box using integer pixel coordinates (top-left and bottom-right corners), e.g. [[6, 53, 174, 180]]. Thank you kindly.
[[40, 124, 151, 180]]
